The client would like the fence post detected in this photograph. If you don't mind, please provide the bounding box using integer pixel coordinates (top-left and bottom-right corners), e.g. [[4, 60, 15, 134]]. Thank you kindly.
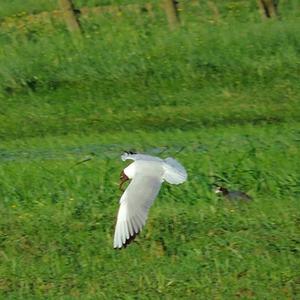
[[164, 0, 180, 30], [208, 1, 220, 24], [257, 0, 279, 19], [58, 0, 82, 34]]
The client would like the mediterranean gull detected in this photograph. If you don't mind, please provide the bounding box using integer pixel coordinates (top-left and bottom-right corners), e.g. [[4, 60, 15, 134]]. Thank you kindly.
[[114, 151, 187, 249]]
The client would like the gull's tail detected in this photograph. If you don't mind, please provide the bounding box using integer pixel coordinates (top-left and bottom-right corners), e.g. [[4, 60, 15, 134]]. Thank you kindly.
[[163, 157, 187, 184]]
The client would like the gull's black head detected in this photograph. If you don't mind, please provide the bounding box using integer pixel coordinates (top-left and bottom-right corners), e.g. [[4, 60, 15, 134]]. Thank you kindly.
[[124, 150, 137, 155], [214, 186, 229, 195]]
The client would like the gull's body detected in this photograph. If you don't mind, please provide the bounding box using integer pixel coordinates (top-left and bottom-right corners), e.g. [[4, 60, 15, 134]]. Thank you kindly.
[[114, 152, 187, 249]]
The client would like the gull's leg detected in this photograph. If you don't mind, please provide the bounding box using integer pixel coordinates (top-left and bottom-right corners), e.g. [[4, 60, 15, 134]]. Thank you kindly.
[[119, 170, 129, 191]]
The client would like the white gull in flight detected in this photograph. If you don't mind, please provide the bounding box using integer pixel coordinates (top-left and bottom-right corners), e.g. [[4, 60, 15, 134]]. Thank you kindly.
[[114, 151, 187, 249]]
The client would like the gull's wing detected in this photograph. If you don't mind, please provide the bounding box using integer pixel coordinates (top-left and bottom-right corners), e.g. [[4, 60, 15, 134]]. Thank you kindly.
[[121, 152, 162, 162], [114, 175, 162, 249]]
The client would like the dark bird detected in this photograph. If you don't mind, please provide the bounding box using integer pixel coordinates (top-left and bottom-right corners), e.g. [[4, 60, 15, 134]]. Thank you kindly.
[[214, 186, 252, 201]]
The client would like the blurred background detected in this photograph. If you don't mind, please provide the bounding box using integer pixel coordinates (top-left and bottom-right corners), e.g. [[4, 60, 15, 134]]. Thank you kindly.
[[0, 0, 300, 298]]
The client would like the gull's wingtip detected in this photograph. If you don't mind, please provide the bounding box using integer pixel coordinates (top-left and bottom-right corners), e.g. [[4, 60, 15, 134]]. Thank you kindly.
[[113, 231, 140, 250]]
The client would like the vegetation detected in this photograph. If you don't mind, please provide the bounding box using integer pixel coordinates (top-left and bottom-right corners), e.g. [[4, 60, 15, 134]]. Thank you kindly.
[[0, 0, 299, 298]]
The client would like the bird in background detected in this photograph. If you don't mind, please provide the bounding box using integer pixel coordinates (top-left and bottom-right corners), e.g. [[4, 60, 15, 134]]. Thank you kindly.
[[114, 151, 187, 249], [214, 186, 252, 201]]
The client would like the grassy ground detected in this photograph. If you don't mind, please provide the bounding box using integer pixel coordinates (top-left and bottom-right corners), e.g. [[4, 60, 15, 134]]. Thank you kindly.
[[0, 1, 300, 299]]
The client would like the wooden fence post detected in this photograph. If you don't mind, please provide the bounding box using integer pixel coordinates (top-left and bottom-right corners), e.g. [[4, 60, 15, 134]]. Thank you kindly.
[[257, 0, 279, 19], [58, 0, 82, 34], [164, 0, 180, 30], [208, 1, 221, 24]]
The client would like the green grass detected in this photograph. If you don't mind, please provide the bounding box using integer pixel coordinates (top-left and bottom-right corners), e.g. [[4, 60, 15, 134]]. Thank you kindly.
[[0, 19, 299, 140], [0, 0, 300, 298], [0, 125, 300, 299]]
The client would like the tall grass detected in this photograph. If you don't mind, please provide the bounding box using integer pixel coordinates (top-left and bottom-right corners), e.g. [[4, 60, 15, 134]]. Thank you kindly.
[[0, 8, 300, 139]]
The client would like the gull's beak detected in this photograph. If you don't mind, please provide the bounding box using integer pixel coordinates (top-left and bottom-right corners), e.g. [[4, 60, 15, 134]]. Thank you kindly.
[[119, 170, 129, 191]]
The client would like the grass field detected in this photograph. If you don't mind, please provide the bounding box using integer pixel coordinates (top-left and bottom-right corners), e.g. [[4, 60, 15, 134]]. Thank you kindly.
[[0, 0, 300, 299]]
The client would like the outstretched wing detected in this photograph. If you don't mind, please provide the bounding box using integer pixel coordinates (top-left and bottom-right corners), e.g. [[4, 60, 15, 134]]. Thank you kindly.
[[114, 175, 162, 249]]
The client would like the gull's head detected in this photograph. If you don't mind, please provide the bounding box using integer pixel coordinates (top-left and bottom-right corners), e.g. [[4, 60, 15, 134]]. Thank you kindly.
[[121, 151, 137, 161], [214, 186, 222, 194], [214, 186, 228, 195]]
